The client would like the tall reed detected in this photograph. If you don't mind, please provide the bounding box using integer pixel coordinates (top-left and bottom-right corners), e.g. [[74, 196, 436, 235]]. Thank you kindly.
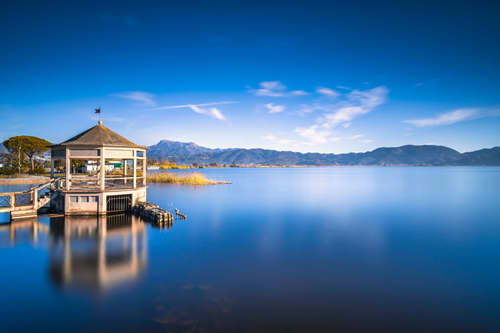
[[146, 171, 228, 185]]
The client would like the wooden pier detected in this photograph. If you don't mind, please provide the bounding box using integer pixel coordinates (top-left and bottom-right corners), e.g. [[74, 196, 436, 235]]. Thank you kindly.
[[0, 180, 54, 221], [130, 202, 187, 229], [131, 202, 174, 228], [1, 179, 187, 230]]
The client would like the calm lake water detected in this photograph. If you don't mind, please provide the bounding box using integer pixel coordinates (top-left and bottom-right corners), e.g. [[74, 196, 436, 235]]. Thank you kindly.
[[1, 167, 500, 332]]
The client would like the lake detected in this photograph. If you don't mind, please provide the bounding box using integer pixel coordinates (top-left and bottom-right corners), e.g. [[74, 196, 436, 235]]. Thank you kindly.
[[1, 167, 500, 332]]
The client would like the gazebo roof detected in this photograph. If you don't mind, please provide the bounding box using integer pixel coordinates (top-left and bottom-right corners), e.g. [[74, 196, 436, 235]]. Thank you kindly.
[[54, 122, 146, 149]]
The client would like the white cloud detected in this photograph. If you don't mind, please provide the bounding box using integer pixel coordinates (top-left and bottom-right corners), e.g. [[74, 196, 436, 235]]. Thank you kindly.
[[208, 107, 226, 120], [295, 125, 339, 145], [113, 91, 156, 106], [265, 103, 286, 114], [346, 134, 373, 143], [154, 101, 238, 110], [294, 126, 373, 145], [249, 81, 309, 97], [324, 106, 366, 126], [403, 108, 479, 127], [263, 135, 295, 145], [298, 104, 326, 113], [154, 101, 239, 120], [184, 105, 226, 120], [294, 86, 388, 145], [323, 86, 388, 127], [290, 90, 309, 96], [316, 87, 339, 97], [251, 81, 287, 97]]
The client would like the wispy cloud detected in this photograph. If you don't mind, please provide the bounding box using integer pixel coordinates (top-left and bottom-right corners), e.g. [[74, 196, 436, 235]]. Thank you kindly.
[[316, 87, 339, 97], [263, 135, 295, 145], [290, 90, 309, 96], [323, 86, 388, 127], [113, 91, 156, 106], [154, 101, 238, 110], [153, 101, 239, 120], [294, 128, 373, 146], [298, 104, 326, 114], [344, 134, 374, 144], [250, 81, 287, 97], [403, 109, 479, 127], [265, 103, 286, 114], [295, 86, 388, 144], [249, 81, 309, 97], [295, 125, 339, 145]]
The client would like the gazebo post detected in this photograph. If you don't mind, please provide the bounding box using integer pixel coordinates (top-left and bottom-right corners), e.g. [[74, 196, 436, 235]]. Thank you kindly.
[[124, 159, 127, 185], [65, 148, 70, 191], [50, 159, 54, 179], [100, 148, 105, 191], [143, 153, 146, 186], [133, 150, 137, 189]]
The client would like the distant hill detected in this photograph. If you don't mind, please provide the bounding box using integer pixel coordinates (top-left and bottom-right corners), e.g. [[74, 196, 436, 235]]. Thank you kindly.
[[456, 147, 500, 165], [148, 140, 500, 166]]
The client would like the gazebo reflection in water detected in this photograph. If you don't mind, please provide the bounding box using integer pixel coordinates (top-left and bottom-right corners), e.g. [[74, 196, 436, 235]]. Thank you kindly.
[[48, 214, 147, 291]]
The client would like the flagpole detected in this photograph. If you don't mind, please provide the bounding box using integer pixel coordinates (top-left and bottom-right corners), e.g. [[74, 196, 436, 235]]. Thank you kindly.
[[95, 108, 102, 124]]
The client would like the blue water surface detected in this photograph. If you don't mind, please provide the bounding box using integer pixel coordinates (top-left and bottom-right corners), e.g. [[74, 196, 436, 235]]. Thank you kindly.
[[0, 167, 499, 332]]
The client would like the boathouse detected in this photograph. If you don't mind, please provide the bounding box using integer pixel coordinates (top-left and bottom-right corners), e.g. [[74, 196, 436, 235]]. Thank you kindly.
[[50, 121, 147, 215]]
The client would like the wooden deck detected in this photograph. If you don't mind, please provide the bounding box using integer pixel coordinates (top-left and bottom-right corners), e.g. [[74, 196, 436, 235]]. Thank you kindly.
[[0, 181, 53, 220]]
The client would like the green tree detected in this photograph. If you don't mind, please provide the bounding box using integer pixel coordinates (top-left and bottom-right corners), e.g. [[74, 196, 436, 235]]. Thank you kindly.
[[3, 136, 51, 173], [71, 159, 85, 173], [1, 145, 7, 164]]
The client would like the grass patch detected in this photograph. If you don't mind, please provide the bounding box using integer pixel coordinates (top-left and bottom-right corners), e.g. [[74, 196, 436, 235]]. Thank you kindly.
[[147, 171, 229, 185]]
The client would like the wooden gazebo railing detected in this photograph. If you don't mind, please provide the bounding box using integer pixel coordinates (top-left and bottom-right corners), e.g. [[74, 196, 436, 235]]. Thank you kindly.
[[0, 180, 54, 220]]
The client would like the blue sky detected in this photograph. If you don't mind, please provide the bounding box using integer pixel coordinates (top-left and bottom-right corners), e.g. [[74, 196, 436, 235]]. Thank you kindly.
[[1, 0, 499, 153]]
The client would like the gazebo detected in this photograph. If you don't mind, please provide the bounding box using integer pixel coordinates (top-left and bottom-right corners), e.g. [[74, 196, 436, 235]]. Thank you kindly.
[[50, 121, 147, 215]]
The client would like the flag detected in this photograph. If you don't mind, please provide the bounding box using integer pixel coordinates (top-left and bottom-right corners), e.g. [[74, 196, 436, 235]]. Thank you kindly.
[[95, 108, 101, 114]]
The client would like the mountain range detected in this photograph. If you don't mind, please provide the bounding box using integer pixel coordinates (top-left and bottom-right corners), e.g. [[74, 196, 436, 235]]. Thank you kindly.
[[148, 140, 500, 166]]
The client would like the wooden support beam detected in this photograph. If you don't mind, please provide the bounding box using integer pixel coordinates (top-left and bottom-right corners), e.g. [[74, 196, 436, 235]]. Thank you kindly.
[[65, 148, 71, 191], [133, 150, 137, 189], [100, 148, 105, 191], [50, 159, 54, 179], [143, 151, 146, 186]]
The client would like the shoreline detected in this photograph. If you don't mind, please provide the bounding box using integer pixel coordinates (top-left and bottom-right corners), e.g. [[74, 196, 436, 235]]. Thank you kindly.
[[157, 164, 499, 170]]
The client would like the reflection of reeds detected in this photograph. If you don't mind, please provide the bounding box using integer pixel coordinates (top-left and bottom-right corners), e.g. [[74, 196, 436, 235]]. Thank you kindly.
[[146, 172, 229, 185]]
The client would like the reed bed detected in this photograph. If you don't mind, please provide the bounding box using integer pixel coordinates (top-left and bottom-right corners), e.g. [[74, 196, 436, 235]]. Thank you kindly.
[[147, 171, 228, 185]]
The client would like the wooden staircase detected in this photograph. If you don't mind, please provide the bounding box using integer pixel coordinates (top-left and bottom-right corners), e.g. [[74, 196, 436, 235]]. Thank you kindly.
[[0, 180, 54, 221]]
